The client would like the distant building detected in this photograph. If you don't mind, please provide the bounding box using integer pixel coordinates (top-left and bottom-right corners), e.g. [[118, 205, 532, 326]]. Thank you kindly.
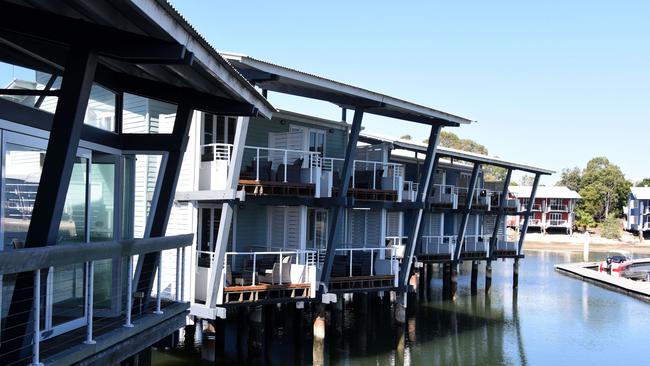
[[624, 187, 650, 233], [508, 186, 581, 234]]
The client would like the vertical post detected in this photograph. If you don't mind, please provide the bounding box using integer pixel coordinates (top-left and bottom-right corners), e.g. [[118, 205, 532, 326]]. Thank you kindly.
[[283, 150, 288, 183], [319, 108, 364, 288], [0, 45, 98, 364], [124, 255, 134, 328], [489, 169, 513, 258], [513, 258, 520, 289], [517, 174, 541, 254], [32, 269, 41, 366], [154, 252, 163, 315], [453, 163, 482, 261], [175, 248, 181, 301], [84, 261, 95, 344], [132, 103, 194, 309], [252, 253, 257, 286], [181, 247, 186, 302], [398, 125, 442, 289], [470, 261, 478, 295], [485, 260, 493, 294]]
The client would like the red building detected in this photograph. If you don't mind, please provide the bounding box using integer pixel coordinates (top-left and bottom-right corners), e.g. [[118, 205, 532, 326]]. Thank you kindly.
[[507, 186, 581, 234]]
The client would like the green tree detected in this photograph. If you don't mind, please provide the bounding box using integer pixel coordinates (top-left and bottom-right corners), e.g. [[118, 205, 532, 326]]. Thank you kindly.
[[578, 157, 631, 222], [556, 167, 582, 192], [574, 208, 597, 231], [600, 216, 623, 240], [636, 177, 650, 187], [483, 162, 507, 183], [430, 131, 489, 155], [519, 174, 535, 186], [400, 134, 412, 140]]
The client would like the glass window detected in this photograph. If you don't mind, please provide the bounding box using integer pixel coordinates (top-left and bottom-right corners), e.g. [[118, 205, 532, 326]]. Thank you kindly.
[[84, 84, 116, 131], [122, 93, 177, 134]]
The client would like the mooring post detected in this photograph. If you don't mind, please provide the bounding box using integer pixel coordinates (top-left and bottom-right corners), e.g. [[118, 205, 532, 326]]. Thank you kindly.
[[442, 263, 450, 298], [471, 260, 479, 295], [485, 260, 493, 294], [513, 258, 520, 290], [395, 293, 407, 324], [450, 263, 458, 299]]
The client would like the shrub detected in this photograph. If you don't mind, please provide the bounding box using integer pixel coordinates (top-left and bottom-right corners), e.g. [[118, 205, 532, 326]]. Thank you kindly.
[[600, 216, 622, 240]]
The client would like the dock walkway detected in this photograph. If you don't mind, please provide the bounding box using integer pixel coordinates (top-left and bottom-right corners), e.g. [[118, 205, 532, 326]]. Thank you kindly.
[[555, 258, 650, 301]]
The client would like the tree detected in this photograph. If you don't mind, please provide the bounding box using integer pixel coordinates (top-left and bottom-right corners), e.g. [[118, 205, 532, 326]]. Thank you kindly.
[[400, 134, 412, 140], [519, 174, 535, 186], [556, 167, 582, 192], [636, 178, 650, 187], [578, 157, 631, 222], [483, 162, 507, 183], [429, 131, 489, 155]]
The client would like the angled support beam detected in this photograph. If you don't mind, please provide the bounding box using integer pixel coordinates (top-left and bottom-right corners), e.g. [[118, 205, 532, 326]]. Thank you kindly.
[[517, 173, 542, 254], [206, 117, 250, 307], [133, 103, 194, 305], [34, 73, 57, 109], [0, 88, 59, 96], [488, 169, 513, 258], [0, 45, 98, 364], [319, 108, 364, 289], [398, 126, 442, 290], [453, 163, 482, 261]]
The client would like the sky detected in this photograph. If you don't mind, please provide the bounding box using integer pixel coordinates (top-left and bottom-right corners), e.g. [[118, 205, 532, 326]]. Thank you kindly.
[[2, 1, 648, 186]]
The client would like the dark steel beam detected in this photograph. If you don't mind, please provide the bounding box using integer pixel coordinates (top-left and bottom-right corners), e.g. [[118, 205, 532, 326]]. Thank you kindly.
[[133, 103, 194, 306], [517, 174, 542, 254], [319, 108, 364, 288], [488, 169, 513, 258], [0, 45, 98, 364], [398, 126, 441, 289], [34, 73, 58, 108], [0, 88, 59, 96], [453, 163, 482, 261]]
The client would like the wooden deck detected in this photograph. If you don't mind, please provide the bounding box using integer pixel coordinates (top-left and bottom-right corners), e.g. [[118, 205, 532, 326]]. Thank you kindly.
[[328, 275, 395, 291], [222, 283, 311, 304], [332, 188, 398, 201], [417, 253, 453, 263], [459, 251, 488, 260], [238, 179, 315, 197]]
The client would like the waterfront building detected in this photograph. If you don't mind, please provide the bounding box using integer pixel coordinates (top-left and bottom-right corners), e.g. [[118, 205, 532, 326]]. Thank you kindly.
[[624, 187, 650, 233], [508, 186, 581, 234]]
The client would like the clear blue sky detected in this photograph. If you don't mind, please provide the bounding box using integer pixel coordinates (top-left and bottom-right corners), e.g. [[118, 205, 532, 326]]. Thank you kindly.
[[2, 1, 648, 186]]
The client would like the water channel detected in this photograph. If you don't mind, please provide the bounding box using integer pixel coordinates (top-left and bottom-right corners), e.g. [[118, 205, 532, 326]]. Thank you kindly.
[[153, 250, 650, 365]]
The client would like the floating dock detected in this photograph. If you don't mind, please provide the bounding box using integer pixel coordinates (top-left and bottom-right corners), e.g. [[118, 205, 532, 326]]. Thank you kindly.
[[555, 259, 650, 301]]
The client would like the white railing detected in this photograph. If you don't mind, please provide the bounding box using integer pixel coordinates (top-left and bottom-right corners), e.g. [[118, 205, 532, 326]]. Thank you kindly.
[[462, 236, 488, 253], [455, 187, 490, 207], [528, 218, 542, 226], [241, 146, 321, 183], [202, 143, 234, 164], [222, 249, 317, 286], [546, 219, 568, 227], [320, 246, 400, 278], [386, 236, 407, 247], [420, 235, 457, 255], [547, 204, 569, 212], [402, 181, 419, 202], [482, 234, 516, 252], [431, 184, 457, 207], [322, 157, 403, 190]]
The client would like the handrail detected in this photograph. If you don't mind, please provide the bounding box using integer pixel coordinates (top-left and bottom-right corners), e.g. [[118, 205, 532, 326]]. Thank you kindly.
[[547, 204, 569, 211], [420, 235, 457, 254], [547, 219, 568, 226], [0, 234, 193, 276], [222, 249, 317, 286], [243, 145, 321, 183], [322, 157, 403, 190]]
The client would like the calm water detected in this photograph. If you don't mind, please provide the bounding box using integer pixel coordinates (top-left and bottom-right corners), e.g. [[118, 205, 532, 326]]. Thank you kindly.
[[154, 250, 650, 365]]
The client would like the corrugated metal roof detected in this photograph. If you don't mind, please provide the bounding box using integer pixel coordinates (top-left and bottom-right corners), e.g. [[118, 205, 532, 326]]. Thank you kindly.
[[359, 132, 554, 175], [509, 186, 581, 199], [220, 52, 473, 127], [630, 187, 650, 200]]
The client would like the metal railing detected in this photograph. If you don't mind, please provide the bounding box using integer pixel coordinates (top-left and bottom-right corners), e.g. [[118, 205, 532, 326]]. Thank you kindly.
[[546, 219, 568, 227], [420, 235, 457, 255], [430, 184, 457, 206], [322, 157, 403, 190], [0, 234, 192, 365], [547, 204, 569, 212], [201, 143, 234, 164], [402, 181, 419, 202], [320, 246, 399, 278], [462, 236, 488, 253], [242, 146, 321, 183], [222, 249, 317, 286], [455, 187, 490, 207], [528, 218, 543, 226]]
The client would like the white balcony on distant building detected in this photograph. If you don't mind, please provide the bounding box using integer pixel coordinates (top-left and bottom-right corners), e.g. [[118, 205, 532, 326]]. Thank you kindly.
[[419, 235, 457, 256], [431, 184, 458, 208]]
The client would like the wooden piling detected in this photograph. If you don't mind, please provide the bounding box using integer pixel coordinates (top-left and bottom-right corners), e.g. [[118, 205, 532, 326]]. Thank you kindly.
[[471, 260, 478, 295], [513, 258, 520, 289], [485, 260, 493, 294]]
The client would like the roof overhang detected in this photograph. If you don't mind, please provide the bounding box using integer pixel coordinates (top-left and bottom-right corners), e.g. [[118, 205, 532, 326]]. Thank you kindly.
[[359, 132, 554, 175], [221, 52, 473, 127], [0, 0, 274, 118]]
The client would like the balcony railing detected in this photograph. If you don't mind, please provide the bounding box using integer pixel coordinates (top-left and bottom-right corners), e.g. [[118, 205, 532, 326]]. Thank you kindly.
[[547, 204, 569, 212], [240, 146, 321, 184], [402, 181, 419, 202], [322, 246, 400, 280], [546, 219, 568, 227], [420, 235, 457, 256], [221, 249, 317, 287], [455, 187, 491, 208], [462, 236, 488, 253], [528, 218, 543, 226], [322, 158, 404, 191], [0, 234, 192, 365], [430, 184, 458, 208]]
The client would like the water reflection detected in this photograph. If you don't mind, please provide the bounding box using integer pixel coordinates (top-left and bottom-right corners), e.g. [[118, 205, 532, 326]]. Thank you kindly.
[[154, 251, 650, 365]]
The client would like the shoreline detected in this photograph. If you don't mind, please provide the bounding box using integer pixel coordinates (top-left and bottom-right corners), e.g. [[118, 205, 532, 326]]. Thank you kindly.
[[524, 240, 650, 255]]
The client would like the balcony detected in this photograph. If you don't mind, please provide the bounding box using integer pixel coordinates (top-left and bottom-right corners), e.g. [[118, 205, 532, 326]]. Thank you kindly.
[[324, 158, 404, 201], [0, 235, 192, 365], [547, 204, 569, 212], [460, 236, 488, 259], [546, 219, 569, 227], [323, 246, 400, 291], [202, 249, 318, 306], [431, 184, 458, 209], [402, 181, 419, 202], [484, 234, 518, 257], [455, 187, 491, 209], [528, 218, 543, 226], [418, 235, 457, 261]]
